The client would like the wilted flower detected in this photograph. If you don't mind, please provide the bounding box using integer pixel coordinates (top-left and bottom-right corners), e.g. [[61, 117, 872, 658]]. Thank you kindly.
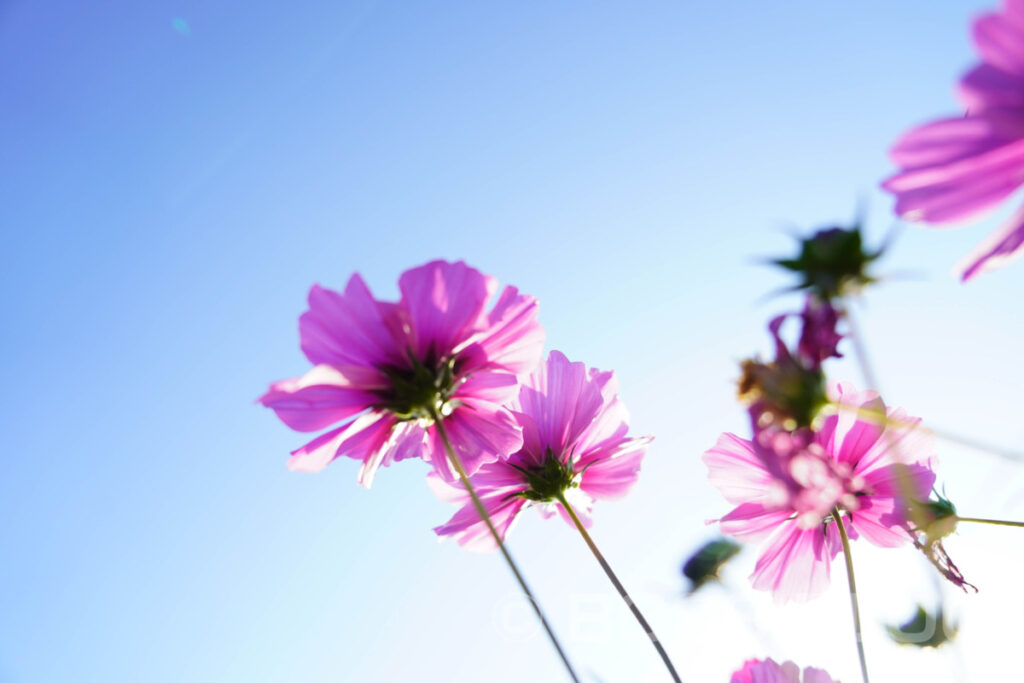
[[705, 384, 936, 602], [909, 491, 977, 592], [797, 296, 843, 367], [883, 1, 1024, 280], [739, 315, 829, 433], [731, 657, 839, 683], [433, 350, 651, 550], [259, 260, 544, 486]]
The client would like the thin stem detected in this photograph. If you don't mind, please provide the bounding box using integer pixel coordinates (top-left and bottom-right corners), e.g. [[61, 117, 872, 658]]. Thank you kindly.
[[956, 516, 1024, 528], [832, 509, 869, 683], [432, 416, 580, 683], [837, 299, 927, 531], [557, 492, 682, 683]]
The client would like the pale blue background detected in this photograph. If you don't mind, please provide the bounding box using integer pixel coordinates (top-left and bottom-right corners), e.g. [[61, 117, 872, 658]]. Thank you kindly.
[[3, 1, 1024, 681]]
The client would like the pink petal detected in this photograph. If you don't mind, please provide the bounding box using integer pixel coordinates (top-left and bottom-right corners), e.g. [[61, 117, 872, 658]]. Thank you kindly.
[[817, 383, 885, 468], [433, 491, 527, 551], [853, 407, 935, 477], [848, 495, 914, 548], [577, 436, 651, 499], [287, 411, 395, 478], [802, 668, 839, 683], [258, 364, 383, 432], [398, 260, 494, 360], [426, 401, 522, 482], [454, 370, 520, 407], [958, 63, 1024, 111], [575, 369, 632, 453], [751, 520, 833, 603], [299, 277, 402, 368], [719, 503, 795, 543], [860, 462, 937, 507], [974, 10, 1024, 78], [887, 115, 1007, 170], [957, 203, 1024, 280], [702, 433, 775, 505], [514, 351, 605, 457], [462, 286, 545, 375]]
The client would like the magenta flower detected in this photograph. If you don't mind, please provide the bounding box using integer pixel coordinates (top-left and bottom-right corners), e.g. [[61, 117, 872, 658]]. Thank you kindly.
[[883, 1, 1024, 280], [704, 383, 936, 602], [731, 658, 839, 683], [259, 260, 544, 486], [432, 350, 652, 550]]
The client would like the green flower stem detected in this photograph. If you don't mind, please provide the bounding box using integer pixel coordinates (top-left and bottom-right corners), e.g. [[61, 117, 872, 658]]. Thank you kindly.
[[832, 508, 869, 683], [556, 492, 682, 683], [956, 516, 1024, 528], [431, 414, 580, 683]]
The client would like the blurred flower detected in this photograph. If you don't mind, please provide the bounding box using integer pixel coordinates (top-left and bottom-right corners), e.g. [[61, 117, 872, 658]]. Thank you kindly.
[[432, 350, 651, 550], [681, 538, 741, 594], [259, 260, 544, 486], [773, 224, 881, 299], [731, 657, 839, 683], [739, 314, 828, 432], [704, 384, 936, 602], [797, 296, 843, 368], [886, 605, 959, 648], [883, 1, 1024, 280]]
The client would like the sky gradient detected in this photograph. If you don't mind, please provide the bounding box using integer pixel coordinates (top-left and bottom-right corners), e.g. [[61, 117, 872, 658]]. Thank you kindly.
[[3, 1, 1024, 681]]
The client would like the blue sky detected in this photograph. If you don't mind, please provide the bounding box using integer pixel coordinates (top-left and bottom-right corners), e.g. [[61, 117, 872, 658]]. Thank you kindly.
[[3, 1, 1024, 681]]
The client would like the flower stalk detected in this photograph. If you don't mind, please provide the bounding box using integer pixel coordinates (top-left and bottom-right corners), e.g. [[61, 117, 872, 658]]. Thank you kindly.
[[955, 516, 1024, 529], [832, 508, 869, 683], [432, 413, 581, 683], [556, 492, 682, 683]]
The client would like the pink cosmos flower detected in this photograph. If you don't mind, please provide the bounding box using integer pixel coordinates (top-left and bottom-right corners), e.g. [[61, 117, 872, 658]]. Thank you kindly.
[[883, 0, 1024, 280], [432, 350, 652, 550], [731, 658, 839, 683], [259, 260, 544, 486], [704, 383, 936, 602]]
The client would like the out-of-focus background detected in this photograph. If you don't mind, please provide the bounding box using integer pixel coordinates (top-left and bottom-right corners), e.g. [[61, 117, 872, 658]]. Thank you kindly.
[[3, 1, 1022, 681]]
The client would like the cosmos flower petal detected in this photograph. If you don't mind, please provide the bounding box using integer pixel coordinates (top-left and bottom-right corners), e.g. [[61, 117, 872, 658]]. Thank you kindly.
[[287, 411, 394, 478], [702, 433, 776, 505], [818, 383, 885, 467], [751, 519, 833, 603], [958, 63, 1024, 111], [882, 1, 1024, 278], [719, 503, 796, 543], [427, 401, 522, 482], [577, 436, 650, 500], [957, 204, 1024, 280], [258, 364, 384, 432], [973, 8, 1024, 77], [433, 492, 527, 552], [853, 407, 934, 475], [515, 350, 605, 456], [848, 496, 915, 548], [299, 277, 401, 368], [398, 260, 495, 360], [462, 285, 545, 375], [887, 115, 1013, 171]]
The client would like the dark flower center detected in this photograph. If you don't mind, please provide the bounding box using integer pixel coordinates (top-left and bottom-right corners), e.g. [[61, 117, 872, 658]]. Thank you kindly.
[[512, 448, 578, 502], [377, 352, 458, 421]]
